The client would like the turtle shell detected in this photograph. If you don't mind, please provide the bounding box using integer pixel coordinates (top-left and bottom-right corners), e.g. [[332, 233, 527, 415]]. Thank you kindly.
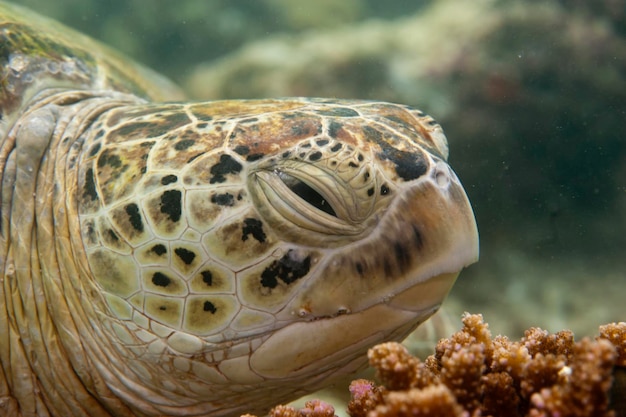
[[0, 1, 183, 130]]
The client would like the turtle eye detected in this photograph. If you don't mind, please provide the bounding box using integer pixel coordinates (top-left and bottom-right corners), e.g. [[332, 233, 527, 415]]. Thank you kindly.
[[277, 171, 337, 217]]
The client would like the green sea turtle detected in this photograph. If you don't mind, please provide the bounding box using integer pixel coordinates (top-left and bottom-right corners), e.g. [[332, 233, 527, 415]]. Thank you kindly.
[[0, 2, 478, 416]]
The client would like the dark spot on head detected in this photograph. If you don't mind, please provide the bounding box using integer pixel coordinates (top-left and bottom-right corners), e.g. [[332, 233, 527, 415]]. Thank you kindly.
[[193, 112, 213, 122], [203, 301, 217, 313], [363, 171, 370, 181], [94, 129, 105, 140], [97, 150, 122, 169], [381, 184, 390, 195], [83, 168, 98, 201], [151, 244, 167, 256], [234, 145, 250, 156], [328, 122, 343, 138], [363, 126, 429, 181], [316, 107, 359, 117], [161, 175, 178, 185], [187, 152, 205, 163], [427, 119, 439, 126], [152, 272, 171, 287], [246, 153, 264, 162], [160, 190, 182, 222], [88, 143, 101, 157], [394, 242, 411, 272], [411, 225, 423, 249], [384, 115, 407, 125], [107, 229, 119, 241], [355, 262, 364, 276], [84, 222, 96, 243], [242, 218, 266, 243], [201, 270, 213, 286], [298, 153, 306, 158], [125, 203, 143, 232], [209, 154, 243, 184], [282, 151, 291, 158], [174, 139, 195, 151], [174, 247, 196, 265], [330, 143, 342, 152], [367, 188, 374, 197], [309, 151, 322, 161], [211, 193, 235, 206], [358, 153, 364, 162], [300, 143, 312, 149], [316, 139, 329, 146], [197, 122, 208, 128], [260, 250, 311, 288], [159, 306, 167, 311], [348, 161, 358, 168]]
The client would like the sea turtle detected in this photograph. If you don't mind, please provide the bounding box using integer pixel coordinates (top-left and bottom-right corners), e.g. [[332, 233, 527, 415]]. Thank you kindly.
[[0, 2, 479, 417]]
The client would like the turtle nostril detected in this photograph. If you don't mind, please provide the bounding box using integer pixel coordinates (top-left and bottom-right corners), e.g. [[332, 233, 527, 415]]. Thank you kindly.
[[433, 162, 451, 188], [277, 171, 337, 217]]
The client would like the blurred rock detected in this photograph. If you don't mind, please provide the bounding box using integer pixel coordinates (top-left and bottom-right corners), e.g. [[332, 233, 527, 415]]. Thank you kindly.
[[9, 0, 430, 82], [262, 0, 364, 30]]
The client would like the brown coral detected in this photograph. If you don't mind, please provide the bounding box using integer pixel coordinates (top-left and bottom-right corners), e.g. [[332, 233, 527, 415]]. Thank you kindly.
[[352, 313, 624, 417], [245, 315, 626, 417], [599, 322, 626, 367], [368, 385, 466, 417], [243, 400, 338, 417]]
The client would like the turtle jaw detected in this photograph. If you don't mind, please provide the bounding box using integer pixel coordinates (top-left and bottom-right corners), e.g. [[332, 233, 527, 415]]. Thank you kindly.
[[248, 271, 458, 379]]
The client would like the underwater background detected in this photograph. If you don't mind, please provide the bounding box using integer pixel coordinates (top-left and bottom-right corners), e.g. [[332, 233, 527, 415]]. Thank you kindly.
[[8, 0, 625, 409]]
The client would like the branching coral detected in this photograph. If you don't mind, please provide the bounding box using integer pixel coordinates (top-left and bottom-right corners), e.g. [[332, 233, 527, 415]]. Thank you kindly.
[[359, 314, 625, 417], [243, 315, 626, 417], [242, 399, 337, 417]]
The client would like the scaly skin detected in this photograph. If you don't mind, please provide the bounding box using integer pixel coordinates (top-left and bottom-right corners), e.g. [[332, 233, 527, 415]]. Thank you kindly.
[[0, 2, 479, 416]]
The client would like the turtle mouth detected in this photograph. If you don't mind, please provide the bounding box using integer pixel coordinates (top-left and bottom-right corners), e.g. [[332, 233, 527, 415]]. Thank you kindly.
[[298, 270, 461, 321], [248, 272, 459, 379]]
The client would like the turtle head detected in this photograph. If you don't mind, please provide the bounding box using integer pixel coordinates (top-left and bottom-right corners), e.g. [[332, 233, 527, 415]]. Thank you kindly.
[[245, 100, 478, 379], [76, 98, 477, 412]]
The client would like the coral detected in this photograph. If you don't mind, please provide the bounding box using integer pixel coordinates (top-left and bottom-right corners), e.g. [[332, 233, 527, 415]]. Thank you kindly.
[[347, 379, 385, 417], [353, 313, 624, 417], [248, 314, 626, 417], [599, 322, 626, 415], [599, 322, 626, 366], [242, 400, 337, 417], [368, 385, 466, 417]]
